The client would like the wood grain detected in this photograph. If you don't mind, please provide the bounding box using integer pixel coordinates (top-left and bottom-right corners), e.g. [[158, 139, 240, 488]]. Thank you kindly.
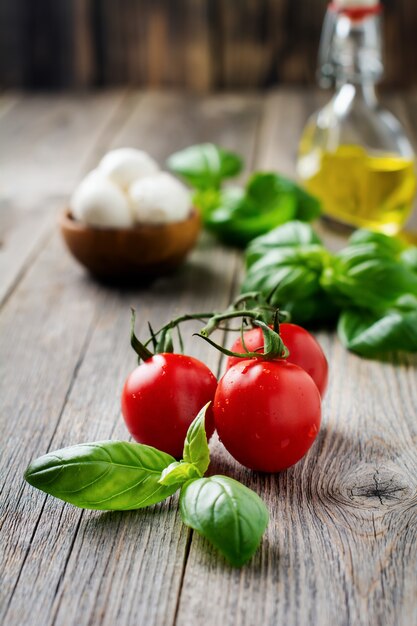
[[174, 89, 417, 626], [0, 92, 262, 626], [0, 91, 128, 201], [176, 338, 417, 626], [1, 90, 417, 626], [0, 91, 133, 309]]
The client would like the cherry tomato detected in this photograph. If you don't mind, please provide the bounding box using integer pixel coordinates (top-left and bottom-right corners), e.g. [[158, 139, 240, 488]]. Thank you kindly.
[[214, 359, 321, 472], [226, 323, 328, 396], [122, 353, 217, 458]]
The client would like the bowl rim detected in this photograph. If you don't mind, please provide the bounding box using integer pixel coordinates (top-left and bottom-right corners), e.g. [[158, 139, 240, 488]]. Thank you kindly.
[[60, 207, 200, 234]]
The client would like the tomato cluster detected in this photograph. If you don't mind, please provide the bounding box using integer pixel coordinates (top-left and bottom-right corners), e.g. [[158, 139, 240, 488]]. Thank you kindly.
[[121, 320, 328, 472]]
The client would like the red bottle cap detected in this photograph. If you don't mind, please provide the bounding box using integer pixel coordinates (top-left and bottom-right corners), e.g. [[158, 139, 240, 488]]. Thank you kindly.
[[329, 1, 382, 21]]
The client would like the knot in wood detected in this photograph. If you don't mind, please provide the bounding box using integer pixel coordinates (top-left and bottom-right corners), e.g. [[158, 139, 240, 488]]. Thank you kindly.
[[320, 462, 416, 516]]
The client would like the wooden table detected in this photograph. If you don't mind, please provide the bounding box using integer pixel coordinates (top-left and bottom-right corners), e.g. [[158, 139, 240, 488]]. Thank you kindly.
[[1, 89, 416, 626]]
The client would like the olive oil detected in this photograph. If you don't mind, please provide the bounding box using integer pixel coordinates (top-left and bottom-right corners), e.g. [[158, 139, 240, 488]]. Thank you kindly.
[[298, 1, 417, 235], [298, 144, 416, 234]]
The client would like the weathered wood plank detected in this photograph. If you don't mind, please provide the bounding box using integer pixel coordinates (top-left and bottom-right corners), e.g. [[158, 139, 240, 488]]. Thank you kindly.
[[0, 91, 127, 201], [0, 91, 129, 306], [178, 344, 417, 626], [2, 90, 417, 626], [0, 236, 102, 621], [0, 196, 56, 306], [1, 92, 262, 626], [175, 89, 417, 626]]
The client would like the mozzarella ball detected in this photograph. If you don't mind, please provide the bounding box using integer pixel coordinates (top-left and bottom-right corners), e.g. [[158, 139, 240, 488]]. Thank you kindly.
[[129, 173, 191, 224], [99, 148, 160, 189], [71, 169, 133, 228]]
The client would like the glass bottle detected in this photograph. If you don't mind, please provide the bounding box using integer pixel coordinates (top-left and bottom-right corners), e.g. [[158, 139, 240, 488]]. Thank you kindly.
[[297, 0, 416, 235]]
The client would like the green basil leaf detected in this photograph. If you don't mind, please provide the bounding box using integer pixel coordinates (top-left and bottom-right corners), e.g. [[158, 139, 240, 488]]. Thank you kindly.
[[338, 308, 417, 356], [167, 143, 243, 190], [245, 173, 297, 219], [401, 246, 417, 274], [322, 246, 417, 312], [201, 175, 320, 248], [193, 188, 222, 220], [159, 461, 201, 487], [293, 184, 322, 222], [182, 403, 211, 476], [348, 229, 406, 258], [242, 242, 337, 324], [245, 221, 322, 267], [24, 441, 178, 510], [247, 173, 320, 223], [206, 190, 297, 247], [180, 476, 269, 567]]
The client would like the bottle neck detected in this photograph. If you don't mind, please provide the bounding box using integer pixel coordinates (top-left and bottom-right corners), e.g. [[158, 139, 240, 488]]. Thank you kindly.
[[334, 81, 378, 107], [318, 4, 383, 88]]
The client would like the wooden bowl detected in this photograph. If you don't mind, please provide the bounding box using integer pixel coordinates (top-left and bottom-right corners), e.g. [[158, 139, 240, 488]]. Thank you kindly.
[[59, 209, 201, 280]]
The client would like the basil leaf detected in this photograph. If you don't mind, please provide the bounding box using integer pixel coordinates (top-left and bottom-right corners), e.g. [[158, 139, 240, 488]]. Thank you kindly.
[[182, 403, 211, 476], [198, 173, 320, 248], [293, 184, 322, 221], [242, 241, 337, 324], [180, 476, 269, 567], [338, 308, 417, 356], [206, 186, 296, 247], [322, 245, 417, 312], [401, 246, 417, 273], [167, 143, 243, 190], [159, 461, 201, 487], [245, 173, 297, 222], [193, 188, 221, 220], [348, 229, 406, 258], [245, 221, 322, 266], [24, 441, 178, 510], [205, 173, 320, 248], [247, 173, 320, 223]]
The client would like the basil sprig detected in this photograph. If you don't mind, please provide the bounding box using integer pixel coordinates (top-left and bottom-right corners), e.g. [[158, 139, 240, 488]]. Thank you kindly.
[[167, 144, 321, 247], [25, 404, 269, 567], [243, 221, 417, 358], [242, 222, 338, 324]]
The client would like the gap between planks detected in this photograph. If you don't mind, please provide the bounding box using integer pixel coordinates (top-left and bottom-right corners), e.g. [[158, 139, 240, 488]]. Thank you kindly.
[[1, 91, 263, 626], [0, 90, 133, 309], [3, 90, 417, 626]]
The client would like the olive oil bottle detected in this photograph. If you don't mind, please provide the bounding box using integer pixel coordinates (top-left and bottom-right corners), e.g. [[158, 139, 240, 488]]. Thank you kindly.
[[297, 0, 416, 235]]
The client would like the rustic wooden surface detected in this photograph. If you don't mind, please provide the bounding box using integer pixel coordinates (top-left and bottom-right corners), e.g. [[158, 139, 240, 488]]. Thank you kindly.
[[1, 1, 417, 90], [0, 89, 416, 626]]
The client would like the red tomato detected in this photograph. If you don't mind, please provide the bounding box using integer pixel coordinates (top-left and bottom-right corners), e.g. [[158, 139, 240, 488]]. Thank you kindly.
[[214, 359, 321, 472], [226, 323, 328, 396], [122, 353, 217, 458]]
